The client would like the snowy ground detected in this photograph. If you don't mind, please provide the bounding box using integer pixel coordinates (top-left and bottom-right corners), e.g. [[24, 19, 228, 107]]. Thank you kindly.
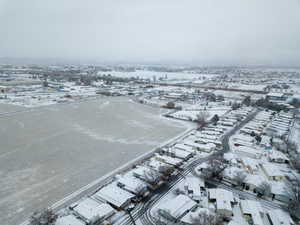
[[169, 105, 230, 121], [0, 97, 188, 225], [102, 70, 217, 81]]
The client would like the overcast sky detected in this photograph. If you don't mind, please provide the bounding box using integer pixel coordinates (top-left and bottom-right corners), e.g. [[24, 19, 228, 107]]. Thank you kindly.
[[0, 0, 300, 66]]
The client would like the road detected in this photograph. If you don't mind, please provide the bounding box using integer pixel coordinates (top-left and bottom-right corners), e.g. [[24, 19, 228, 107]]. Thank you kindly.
[[117, 108, 262, 225]]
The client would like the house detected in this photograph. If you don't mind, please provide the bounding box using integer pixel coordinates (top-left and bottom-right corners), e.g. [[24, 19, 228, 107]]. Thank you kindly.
[[240, 200, 265, 225], [260, 163, 285, 181], [183, 176, 205, 202], [233, 146, 262, 159], [180, 207, 213, 225], [208, 189, 235, 217], [160, 147, 194, 160], [240, 157, 260, 174], [224, 153, 239, 166], [184, 140, 216, 153], [222, 167, 246, 185], [55, 215, 85, 225], [147, 157, 175, 177], [194, 132, 219, 141], [267, 209, 295, 225], [173, 143, 195, 153], [266, 92, 287, 101], [158, 194, 197, 222], [154, 153, 183, 167], [244, 174, 268, 191], [93, 182, 135, 209], [218, 120, 235, 127], [131, 165, 163, 189], [196, 138, 222, 147], [115, 173, 149, 197], [70, 197, 115, 225], [268, 150, 289, 164]]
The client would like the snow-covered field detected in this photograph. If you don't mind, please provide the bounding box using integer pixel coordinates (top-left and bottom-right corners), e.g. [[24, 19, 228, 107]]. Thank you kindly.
[[0, 97, 187, 225], [104, 70, 217, 81], [170, 106, 230, 121]]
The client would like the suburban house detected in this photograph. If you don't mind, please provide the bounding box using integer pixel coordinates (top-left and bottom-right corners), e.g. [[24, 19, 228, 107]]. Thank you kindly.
[[131, 165, 163, 189], [208, 188, 235, 217], [158, 194, 197, 222], [240, 200, 265, 225], [183, 140, 216, 153], [266, 209, 295, 225], [70, 197, 115, 225], [55, 214, 85, 225], [93, 182, 135, 209], [268, 150, 289, 164], [183, 176, 205, 202], [260, 163, 285, 181], [115, 173, 150, 198]]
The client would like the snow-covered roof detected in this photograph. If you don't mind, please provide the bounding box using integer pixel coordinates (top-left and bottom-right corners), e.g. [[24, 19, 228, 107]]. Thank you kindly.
[[233, 146, 262, 158], [208, 189, 234, 212], [261, 163, 284, 177], [184, 176, 205, 195], [180, 207, 212, 224], [267, 92, 286, 97], [169, 147, 193, 158], [269, 150, 289, 161], [154, 153, 182, 166], [245, 174, 268, 187], [159, 194, 197, 220], [73, 198, 115, 223], [174, 143, 195, 153], [233, 134, 254, 143], [240, 200, 264, 225], [55, 215, 85, 225], [147, 157, 173, 171], [240, 157, 260, 171], [116, 172, 149, 194], [93, 182, 134, 208], [267, 209, 294, 225]]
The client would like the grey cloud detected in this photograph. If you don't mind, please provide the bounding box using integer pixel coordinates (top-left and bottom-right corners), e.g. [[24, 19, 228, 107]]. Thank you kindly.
[[0, 0, 300, 66]]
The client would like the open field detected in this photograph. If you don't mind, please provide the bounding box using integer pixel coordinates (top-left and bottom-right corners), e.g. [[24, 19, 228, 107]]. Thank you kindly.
[[0, 97, 187, 225]]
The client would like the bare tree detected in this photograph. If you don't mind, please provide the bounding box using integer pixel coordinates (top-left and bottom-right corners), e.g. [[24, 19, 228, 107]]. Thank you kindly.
[[256, 181, 271, 197], [285, 178, 300, 220], [191, 211, 224, 225], [158, 165, 173, 177], [233, 171, 247, 187], [290, 154, 300, 172], [211, 114, 220, 125], [157, 209, 174, 222], [286, 140, 298, 154], [143, 169, 160, 185], [196, 111, 210, 129], [153, 210, 168, 225], [29, 208, 57, 225], [201, 155, 228, 180], [173, 187, 185, 195]]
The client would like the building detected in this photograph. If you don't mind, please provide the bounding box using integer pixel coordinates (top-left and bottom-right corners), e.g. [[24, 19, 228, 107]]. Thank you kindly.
[[93, 182, 135, 209], [208, 188, 235, 217], [266, 209, 295, 225], [158, 194, 197, 222], [266, 92, 287, 101], [183, 176, 205, 202], [70, 197, 115, 225], [260, 163, 285, 181], [268, 150, 289, 164], [55, 215, 85, 225], [115, 173, 149, 197], [240, 200, 265, 225]]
